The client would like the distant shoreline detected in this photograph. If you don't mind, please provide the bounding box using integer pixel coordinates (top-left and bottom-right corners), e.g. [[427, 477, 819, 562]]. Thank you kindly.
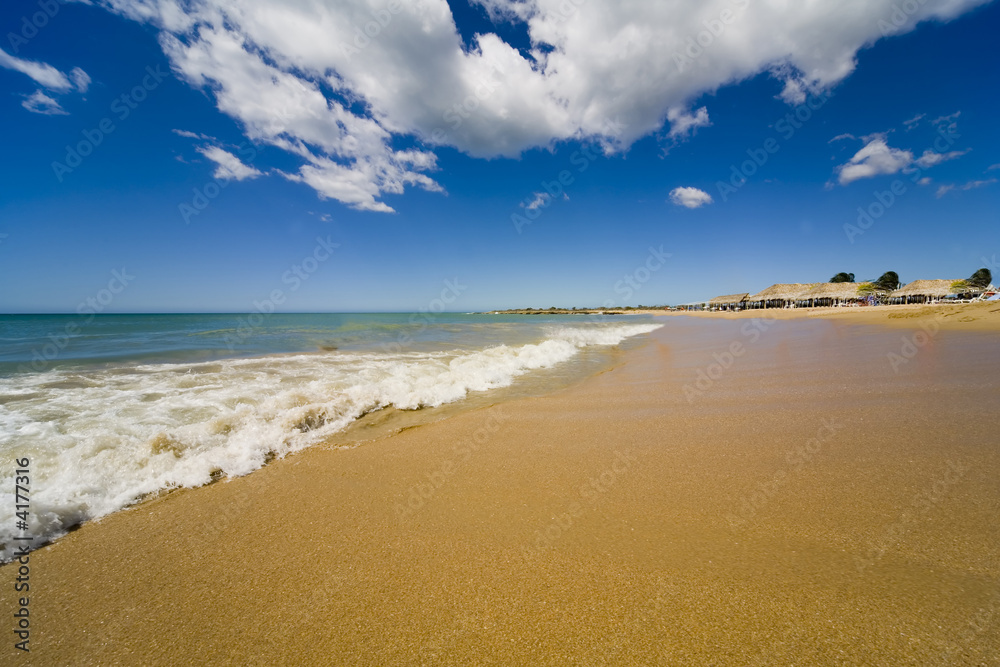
[[485, 301, 1000, 332], [481, 308, 662, 315]]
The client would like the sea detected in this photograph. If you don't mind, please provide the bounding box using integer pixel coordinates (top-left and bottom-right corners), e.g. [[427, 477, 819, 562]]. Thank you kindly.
[[0, 312, 662, 560]]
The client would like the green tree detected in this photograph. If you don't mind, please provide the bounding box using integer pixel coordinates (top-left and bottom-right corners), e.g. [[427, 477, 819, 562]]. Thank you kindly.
[[830, 272, 855, 283], [874, 271, 900, 291], [967, 268, 992, 288]]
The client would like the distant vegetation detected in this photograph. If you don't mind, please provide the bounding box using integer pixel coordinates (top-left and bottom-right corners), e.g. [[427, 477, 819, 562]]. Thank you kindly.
[[873, 271, 900, 291], [967, 268, 992, 288], [830, 272, 855, 283], [857, 271, 900, 302], [951, 268, 992, 293]]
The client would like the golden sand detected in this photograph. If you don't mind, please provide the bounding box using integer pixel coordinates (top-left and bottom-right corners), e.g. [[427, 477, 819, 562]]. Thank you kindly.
[[668, 299, 1000, 332], [4, 310, 999, 664]]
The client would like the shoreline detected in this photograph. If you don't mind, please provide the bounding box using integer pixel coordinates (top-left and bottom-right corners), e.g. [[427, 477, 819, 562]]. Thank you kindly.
[[0, 319, 658, 564], [4, 315, 999, 663]]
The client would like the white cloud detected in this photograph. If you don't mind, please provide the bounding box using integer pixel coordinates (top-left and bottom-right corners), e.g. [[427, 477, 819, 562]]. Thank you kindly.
[[987, 163, 1000, 171], [666, 106, 710, 140], [669, 186, 713, 209], [0, 47, 89, 92], [829, 133, 855, 143], [835, 135, 914, 185], [94, 0, 991, 211], [914, 148, 969, 168], [173, 129, 212, 140], [834, 125, 971, 185], [69, 67, 91, 93], [936, 178, 997, 198], [524, 192, 551, 211], [902, 113, 925, 130], [21, 90, 68, 115], [770, 63, 815, 105], [196, 146, 263, 181]]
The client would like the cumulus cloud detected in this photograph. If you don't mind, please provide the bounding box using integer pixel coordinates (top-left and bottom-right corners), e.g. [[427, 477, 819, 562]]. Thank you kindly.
[[21, 90, 68, 115], [669, 186, 713, 209], [835, 135, 914, 185], [834, 126, 970, 185], [93, 0, 991, 211], [196, 146, 263, 181]]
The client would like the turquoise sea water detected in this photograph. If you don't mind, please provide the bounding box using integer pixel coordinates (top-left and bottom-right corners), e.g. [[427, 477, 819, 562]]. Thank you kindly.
[[0, 312, 639, 372], [0, 312, 662, 559]]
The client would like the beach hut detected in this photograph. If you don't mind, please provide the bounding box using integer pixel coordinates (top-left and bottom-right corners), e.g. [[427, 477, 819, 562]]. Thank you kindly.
[[888, 279, 962, 304], [707, 293, 749, 311], [746, 283, 818, 309], [795, 282, 861, 308]]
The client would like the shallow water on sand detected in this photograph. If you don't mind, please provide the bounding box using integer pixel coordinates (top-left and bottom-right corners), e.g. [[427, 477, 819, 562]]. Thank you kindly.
[[0, 312, 661, 559]]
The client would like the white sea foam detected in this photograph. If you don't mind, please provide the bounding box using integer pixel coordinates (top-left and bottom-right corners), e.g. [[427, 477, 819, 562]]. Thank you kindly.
[[0, 322, 660, 559]]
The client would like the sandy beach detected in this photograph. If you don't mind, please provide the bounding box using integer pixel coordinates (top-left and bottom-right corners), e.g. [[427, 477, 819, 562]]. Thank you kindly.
[[5, 308, 1000, 665], [5, 0, 998, 662], [666, 300, 1000, 332]]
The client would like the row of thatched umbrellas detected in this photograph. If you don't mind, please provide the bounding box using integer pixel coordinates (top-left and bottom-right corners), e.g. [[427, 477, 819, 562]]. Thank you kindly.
[[705, 279, 984, 310]]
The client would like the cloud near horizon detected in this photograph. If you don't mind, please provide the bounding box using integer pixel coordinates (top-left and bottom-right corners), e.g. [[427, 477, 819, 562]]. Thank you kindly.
[[94, 0, 992, 212]]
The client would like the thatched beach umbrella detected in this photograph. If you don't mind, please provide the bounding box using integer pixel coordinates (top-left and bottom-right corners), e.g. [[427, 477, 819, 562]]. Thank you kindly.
[[707, 293, 749, 311], [888, 279, 961, 304], [746, 283, 819, 309], [796, 282, 861, 308]]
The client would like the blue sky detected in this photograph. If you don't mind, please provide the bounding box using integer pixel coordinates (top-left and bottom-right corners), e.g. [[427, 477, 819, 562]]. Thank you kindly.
[[1, 0, 998, 312]]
